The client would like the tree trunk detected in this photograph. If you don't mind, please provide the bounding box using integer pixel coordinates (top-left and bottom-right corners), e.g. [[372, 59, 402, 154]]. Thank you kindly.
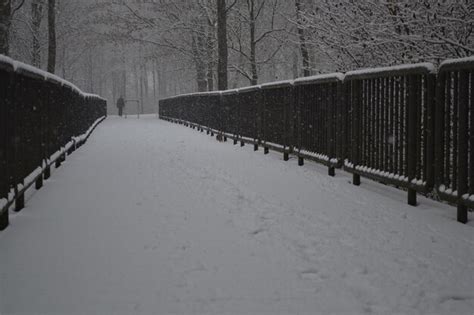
[[31, 0, 44, 67], [216, 0, 228, 90], [295, 0, 310, 77], [0, 0, 11, 55], [87, 48, 93, 93], [158, 60, 166, 97], [152, 60, 157, 103], [206, 21, 215, 91], [139, 66, 144, 114], [292, 49, 299, 79], [121, 47, 127, 98], [143, 62, 149, 112], [248, 0, 258, 85], [61, 44, 66, 78], [192, 30, 207, 92], [47, 0, 56, 73]]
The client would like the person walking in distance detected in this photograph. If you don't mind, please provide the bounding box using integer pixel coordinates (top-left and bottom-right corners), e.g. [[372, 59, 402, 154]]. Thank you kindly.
[[116, 96, 125, 117]]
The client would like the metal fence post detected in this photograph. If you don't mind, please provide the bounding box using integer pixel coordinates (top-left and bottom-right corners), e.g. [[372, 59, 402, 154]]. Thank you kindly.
[[352, 81, 361, 186], [425, 74, 436, 190], [14, 181, 25, 212], [35, 174, 43, 190], [457, 70, 469, 223], [407, 75, 418, 206], [434, 72, 445, 190]]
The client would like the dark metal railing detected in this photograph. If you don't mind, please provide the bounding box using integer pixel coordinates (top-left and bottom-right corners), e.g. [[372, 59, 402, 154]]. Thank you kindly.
[[261, 81, 294, 154], [293, 73, 345, 174], [159, 56, 474, 223], [435, 57, 474, 223], [344, 64, 436, 206], [238, 86, 262, 143], [0, 56, 107, 231]]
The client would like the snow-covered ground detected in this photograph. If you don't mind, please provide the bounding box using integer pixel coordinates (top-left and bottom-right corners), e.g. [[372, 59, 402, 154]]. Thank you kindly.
[[1, 116, 473, 315]]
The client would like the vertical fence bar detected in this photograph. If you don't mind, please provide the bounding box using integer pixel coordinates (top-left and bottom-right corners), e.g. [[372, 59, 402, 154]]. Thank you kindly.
[[470, 72, 474, 197], [425, 74, 436, 189], [0, 62, 13, 231], [457, 70, 469, 223], [407, 75, 418, 206], [435, 72, 446, 189], [352, 81, 361, 186]]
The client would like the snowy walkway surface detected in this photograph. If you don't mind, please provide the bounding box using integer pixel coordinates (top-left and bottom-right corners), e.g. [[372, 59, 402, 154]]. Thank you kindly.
[[1, 116, 473, 315]]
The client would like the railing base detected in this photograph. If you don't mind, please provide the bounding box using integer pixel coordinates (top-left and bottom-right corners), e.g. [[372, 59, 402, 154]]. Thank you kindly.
[[0, 210, 8, 231], [14, 194, 25, 212], [408, 189, 417, 206], [298, 157, 304, 166], [44, 166, 51, 180], [35, 176, 43, 190], [457, 205, 467, 224], [328, 167, 335, 177], [353, 174, 360, 186]]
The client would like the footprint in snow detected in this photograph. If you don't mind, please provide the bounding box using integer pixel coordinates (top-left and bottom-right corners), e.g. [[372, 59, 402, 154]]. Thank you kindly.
[[299, 269, 321, 280], [250, 228, 265, 236]]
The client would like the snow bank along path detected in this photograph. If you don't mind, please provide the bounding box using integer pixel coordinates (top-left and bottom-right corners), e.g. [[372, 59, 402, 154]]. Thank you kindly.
[[0, 116, 473, 315]]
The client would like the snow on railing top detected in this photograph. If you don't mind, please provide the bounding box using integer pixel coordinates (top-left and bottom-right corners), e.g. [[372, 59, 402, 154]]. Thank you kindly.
[[345, 62, 436, 80], [221, 89, 239, 95], [260, 79, 293, 90], [162, 90, 221, 101], [0, 54, 106, 101], [439, 56, 474, 71], [159, 57, 472, 102], [293, 72, 344, 86], [238, 85, 261, 93]]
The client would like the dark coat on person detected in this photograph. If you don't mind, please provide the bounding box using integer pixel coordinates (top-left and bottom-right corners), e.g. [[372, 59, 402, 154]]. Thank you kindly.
[[116, 97, 125, 108]]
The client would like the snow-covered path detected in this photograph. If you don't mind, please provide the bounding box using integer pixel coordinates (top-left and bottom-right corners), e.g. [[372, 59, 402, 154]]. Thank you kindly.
[[1, 116, 473, 315]]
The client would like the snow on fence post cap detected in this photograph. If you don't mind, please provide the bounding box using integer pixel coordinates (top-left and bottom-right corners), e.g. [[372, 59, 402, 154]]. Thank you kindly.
[[260, 79, 293, 90], [293, 72, 344, 86], [345, 62, 436, 80], [238, 85, 261, 93], [0, 54, 14, 72], [439, 56, 474, 72]]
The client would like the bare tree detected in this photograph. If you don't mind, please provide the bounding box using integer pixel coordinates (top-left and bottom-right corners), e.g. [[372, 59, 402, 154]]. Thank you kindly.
[[1, 0, 27, 55], [31, 0, 44, 67], [0, 0, 11, 55], [294, 0, 310, 77], [47, 0, 56, 73], [216, 0, 228, 90], [229, 0, 285, 85]]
